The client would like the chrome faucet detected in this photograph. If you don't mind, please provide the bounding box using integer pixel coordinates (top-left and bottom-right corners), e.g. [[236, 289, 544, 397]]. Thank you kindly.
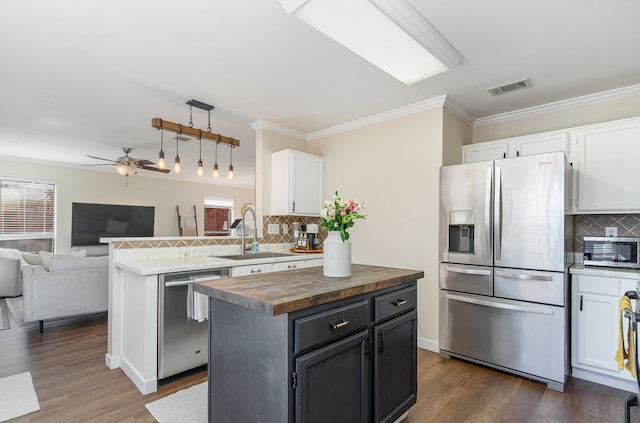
[[241, 207, 258, 254]]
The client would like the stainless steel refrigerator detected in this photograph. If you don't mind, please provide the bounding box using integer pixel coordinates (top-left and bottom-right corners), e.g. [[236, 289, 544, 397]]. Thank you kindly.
[[438, 151, 573, 392]]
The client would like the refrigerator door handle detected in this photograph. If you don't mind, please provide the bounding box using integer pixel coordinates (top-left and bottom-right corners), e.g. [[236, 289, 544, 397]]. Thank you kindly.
[[495, 270, 553, 282], [494, 165, 502, 260], [446, 293, 553, 315], [445, 265, 492, 276], [484, 166, 492, 261]]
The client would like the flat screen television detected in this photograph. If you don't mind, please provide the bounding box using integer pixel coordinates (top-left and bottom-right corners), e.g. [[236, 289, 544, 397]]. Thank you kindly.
[[71, 202, 155, 246]]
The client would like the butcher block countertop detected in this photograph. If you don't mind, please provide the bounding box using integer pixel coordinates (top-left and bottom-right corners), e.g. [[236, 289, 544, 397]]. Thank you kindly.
[[195, 264, 424, 316]]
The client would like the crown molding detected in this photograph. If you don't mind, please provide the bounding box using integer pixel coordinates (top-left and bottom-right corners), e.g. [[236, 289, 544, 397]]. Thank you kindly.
[[442, 96, 475, 127], [307, 95, 448, 140], [250, 120, 307, 140], [474, 83, 640, 127]]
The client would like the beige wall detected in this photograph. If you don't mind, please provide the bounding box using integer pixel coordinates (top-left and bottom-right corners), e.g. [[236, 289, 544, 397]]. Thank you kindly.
[[0, 158, 254, 254], [305, 108, 444, 347], [473, 94, 640, 143], [443, 108, 472, 166]]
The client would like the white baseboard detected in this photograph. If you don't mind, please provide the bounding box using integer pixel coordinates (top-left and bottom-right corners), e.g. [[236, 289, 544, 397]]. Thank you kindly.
[[418, 337, 439, 353], [104, 353, 121, 370], [120, 357, 157, 395], [571, 367, 638, 393]]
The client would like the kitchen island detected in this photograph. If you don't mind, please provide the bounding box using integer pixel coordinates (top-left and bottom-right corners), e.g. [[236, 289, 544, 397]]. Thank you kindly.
[[196, 263, 424, 423]]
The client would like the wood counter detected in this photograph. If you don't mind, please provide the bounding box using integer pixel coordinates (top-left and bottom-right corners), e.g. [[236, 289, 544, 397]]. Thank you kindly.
[[194, 263, 424, 315]]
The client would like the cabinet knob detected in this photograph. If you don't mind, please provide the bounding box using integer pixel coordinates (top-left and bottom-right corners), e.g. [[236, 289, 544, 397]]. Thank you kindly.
[[251, 269, 262, 274], [329, 319, 350, 330]]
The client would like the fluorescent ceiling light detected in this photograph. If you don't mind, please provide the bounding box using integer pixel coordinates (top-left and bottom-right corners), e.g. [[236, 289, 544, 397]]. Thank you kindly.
[[278, 0, 462, 85]]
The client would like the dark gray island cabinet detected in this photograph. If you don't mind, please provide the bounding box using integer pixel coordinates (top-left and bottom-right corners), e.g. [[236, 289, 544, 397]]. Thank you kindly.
[[195, 264, 424, 423]]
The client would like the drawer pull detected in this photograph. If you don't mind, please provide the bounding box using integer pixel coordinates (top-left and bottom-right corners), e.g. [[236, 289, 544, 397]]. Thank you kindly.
[[288, 264, 297, 269], [330, 319, 350, 330], [392, 299, 408, 307], [251, 269, 262, 274]]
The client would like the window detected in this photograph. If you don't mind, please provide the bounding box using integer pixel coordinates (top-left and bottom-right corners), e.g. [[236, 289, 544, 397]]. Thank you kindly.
[[0, 178, 56, 251], [204, 197, 233, 237]]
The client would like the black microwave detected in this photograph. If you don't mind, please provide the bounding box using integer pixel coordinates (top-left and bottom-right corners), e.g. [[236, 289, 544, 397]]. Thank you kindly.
[[583, 236, 640, 269]]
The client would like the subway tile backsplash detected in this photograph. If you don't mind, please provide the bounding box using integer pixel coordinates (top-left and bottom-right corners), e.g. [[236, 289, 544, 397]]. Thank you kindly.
[[574, 214, 640, 252]]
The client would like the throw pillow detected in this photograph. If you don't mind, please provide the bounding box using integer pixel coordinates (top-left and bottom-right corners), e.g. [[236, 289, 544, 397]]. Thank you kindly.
[[38, 251, 53, 270], [22, 252, 42, 266]]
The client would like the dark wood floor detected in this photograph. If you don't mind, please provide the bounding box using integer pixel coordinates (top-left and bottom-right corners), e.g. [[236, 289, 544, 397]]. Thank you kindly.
[[0, 311, 636, 422]]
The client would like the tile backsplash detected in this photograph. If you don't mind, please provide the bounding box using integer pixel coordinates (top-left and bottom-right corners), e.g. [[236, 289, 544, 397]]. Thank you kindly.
[[574, 214, 640, 252], [262, 215, 324, 245]]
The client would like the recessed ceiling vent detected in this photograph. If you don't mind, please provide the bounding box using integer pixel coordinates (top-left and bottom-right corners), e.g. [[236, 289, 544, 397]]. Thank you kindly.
[[488, 78, 533, 96]]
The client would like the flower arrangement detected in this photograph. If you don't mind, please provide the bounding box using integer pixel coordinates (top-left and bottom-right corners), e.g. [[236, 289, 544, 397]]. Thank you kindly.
[[320, 191, 365, 241]]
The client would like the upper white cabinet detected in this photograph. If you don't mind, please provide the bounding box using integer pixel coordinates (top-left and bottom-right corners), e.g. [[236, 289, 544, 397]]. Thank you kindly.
[[573, 117, 640, 213], [271, 149, 323, 216], [463, 131, 569, 164]]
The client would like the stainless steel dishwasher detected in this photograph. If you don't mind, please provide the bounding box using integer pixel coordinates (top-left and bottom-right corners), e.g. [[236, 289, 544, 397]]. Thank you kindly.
[[158, 267, 230, 379]]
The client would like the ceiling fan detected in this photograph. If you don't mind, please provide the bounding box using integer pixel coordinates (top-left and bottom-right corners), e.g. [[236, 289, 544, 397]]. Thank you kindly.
[[85, 147, 170, 179]]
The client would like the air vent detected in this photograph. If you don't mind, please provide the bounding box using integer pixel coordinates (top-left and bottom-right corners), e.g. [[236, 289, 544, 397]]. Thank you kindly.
[[488, 78, 533, 96]]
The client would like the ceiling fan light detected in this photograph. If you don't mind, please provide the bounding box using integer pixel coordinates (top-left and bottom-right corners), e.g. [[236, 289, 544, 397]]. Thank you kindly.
[[116, 164, 137, 176]]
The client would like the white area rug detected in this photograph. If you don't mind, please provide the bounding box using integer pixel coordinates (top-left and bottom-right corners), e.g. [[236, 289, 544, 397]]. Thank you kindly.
[[0, 372, 40, 422], [145, 382, 207, 423]]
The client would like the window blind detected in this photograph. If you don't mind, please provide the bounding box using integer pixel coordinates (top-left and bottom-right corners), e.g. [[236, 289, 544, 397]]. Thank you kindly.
[[0, 179, 55, 237]]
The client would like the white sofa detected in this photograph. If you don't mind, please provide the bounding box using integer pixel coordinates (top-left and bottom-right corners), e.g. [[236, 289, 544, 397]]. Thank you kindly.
[[22, 254, 109, 333], [0, 248, 26, 297]]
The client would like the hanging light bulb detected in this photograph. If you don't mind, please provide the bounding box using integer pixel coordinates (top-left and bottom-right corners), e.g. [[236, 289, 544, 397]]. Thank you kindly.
[[196, 134, 204, 176], [157, 121, 166, 170], [174, 136, 181, 173], [228, 145, 234, 180], [213, 141, 220, 178]]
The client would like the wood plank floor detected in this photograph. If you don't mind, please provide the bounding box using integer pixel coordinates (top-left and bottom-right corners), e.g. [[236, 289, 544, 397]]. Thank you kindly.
[[0, 312, 636, 422]]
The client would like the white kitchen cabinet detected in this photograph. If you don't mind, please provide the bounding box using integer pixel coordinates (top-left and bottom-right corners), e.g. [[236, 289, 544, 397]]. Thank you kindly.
[[273, 260, 306, 272], [271, 149, 323, 216], [231, 263, 273, 277], [572, 117, 640, 213], [462, 131, 569, 164], [462, 140, 509, 163], [571, 273, 637, 391]]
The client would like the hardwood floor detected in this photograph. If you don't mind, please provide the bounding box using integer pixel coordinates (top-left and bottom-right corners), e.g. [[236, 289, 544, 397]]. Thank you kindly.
[[0, 311, 636, 422]]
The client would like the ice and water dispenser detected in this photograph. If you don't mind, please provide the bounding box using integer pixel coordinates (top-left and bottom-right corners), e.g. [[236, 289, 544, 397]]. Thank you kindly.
[[448, 210, 475, 254]]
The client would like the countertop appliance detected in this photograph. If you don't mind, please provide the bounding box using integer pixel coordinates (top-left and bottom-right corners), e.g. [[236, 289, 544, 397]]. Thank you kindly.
[[158, 267, 230, 380], [583, 236, 640, 269], [439, 151, 573, 392]]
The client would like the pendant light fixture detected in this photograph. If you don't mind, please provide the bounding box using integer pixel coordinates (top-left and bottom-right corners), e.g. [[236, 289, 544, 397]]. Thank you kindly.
[[228, 145, 234, 180], [213, 141, 220, 179], [196, 131, 204, 177], [157, 120, 166, 170], [174, 133, 181, 173]]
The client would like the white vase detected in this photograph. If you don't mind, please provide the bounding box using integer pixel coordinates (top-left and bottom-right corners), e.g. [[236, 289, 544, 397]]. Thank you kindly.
[[323, 231, 351, 277]]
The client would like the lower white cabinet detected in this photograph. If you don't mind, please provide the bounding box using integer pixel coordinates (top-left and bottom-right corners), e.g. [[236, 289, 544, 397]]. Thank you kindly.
[[231, 263, 273, 277], [571, 273, 638, 391]]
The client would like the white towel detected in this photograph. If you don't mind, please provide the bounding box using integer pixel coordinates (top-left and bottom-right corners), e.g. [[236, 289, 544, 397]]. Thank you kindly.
[[187, 276, 220, 322]]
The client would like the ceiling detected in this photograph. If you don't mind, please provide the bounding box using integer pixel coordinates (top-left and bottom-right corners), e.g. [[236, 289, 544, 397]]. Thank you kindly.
[[1, 0, 639, 187]]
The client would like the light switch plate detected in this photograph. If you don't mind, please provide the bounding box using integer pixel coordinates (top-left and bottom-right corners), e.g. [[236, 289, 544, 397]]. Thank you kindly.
[[268, 223, 280, 235], [282, 223, 289, 234], [605, 226, 618, 237]]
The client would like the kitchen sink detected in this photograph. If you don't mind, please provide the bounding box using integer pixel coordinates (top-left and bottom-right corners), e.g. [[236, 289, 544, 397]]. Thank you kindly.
[[217, 252, 295, 260]]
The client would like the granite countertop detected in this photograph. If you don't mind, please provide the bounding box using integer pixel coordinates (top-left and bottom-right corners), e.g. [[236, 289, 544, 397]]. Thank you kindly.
[[115, 251, 323, 275], [195, 264, 424, 316], [570, 263, 640, 280]]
